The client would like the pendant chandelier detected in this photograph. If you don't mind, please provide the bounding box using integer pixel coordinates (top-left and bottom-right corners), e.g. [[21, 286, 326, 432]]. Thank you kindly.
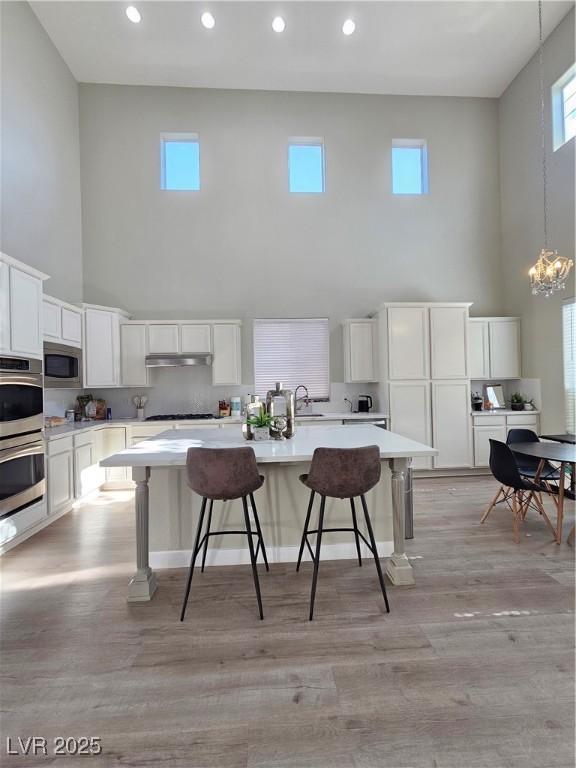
[[529, 0, 573, 297]]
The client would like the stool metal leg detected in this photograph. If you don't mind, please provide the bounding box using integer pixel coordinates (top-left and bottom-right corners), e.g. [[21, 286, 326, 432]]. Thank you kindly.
[[360, 494, 390, 613], [242, 495, 264, 620], [309, 495, 326, 621], [201, 499, 214, 572], [350, 497, 362, 567], [249, 493, 269, 572], [180, 497, 208, 622], [296, 490, 315, 571]]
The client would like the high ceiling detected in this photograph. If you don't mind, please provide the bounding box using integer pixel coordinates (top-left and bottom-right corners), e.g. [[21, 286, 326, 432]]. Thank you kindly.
[[30, 1, 574, 97]]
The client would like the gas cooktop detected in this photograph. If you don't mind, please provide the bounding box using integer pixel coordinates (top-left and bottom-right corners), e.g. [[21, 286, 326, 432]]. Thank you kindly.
[[144, 413, 217, 421]]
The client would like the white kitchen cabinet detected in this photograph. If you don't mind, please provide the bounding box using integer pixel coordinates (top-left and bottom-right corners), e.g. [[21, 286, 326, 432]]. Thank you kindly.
[[121, 324, 149, 386], [43, 299, 61, 340], [489, 319, 521, 379], [389, 381, 432, 470], [387, 306, 429, 380], [61, 307, 82, 345], [101, 427, 128, 483], [469, 320, 489, 379], [343, 319, 377, 383], [212, 323, 242, 385], [0, 260, 10, 352], [430, 306, 468, 379], [9, 266, 43, 358], [83, 305, 128, 387], [47, 437, 74, 517], [432, 381, 471, 468], [73, 442, 98, 498], [473, 424, 507, 467], [181, 324, 211, 353], [43, 295, 82, 347], [148, 324, 179, 354]]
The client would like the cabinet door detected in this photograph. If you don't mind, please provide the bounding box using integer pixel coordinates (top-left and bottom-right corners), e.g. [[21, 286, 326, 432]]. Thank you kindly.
[[47, 450, 74, 516], [181, 324, 211, 353], [489, 320, 521, 379], [469, 321, 489, 379], [102, 427, 128, 483], [84, 309, 119, 387], [345, 321, 377, 383], [9, 267, 43, 357], [74, 442, 100, 498], [148, 324, 179, 353], [61, 307, 82, 346], [121, 324, 149, 386], [212, 324, 241, 385], [474, 425, 507, 467], [43, 299, 61, 340], [389, 381, 432, 470], [387, 307, 429, 380], [432, 381, 472, 468], [430, 307, 468, 379], [0, 261, 9, 353]]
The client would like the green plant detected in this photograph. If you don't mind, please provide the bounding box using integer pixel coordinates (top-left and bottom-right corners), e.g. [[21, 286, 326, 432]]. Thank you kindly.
[[247, 405, 273, 428], [510, 392, 525, 404]]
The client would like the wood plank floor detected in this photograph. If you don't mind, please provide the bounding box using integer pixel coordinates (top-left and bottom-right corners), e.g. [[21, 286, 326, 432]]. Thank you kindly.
[[1, 477, 574, 768]]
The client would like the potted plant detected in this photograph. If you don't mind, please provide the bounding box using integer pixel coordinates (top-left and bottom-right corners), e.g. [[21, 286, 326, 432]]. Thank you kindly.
[[510, 392, 525, 411], [247, 405, 273, 441], [471, 392, 483, 411]]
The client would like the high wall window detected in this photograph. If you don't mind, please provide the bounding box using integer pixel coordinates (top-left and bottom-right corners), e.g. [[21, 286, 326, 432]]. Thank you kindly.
[[253, 318, 330, 400], [563, 299, 576, 434], [552, 65, 576, 151], [391, 139, 429, 195], [161, 132, 200, 190], [288, 140, 325, 193]]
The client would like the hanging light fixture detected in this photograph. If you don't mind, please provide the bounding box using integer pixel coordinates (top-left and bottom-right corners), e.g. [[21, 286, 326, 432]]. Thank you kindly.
[[529, 0, 573, 297]]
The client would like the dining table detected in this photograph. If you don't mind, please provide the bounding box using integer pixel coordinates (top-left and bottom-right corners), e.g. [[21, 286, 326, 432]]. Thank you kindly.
[[510, 441, 576, 544]]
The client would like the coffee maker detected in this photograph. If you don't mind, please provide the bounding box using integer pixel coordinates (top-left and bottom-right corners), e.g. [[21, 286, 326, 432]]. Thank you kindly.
[[357, 395, 373, 413]]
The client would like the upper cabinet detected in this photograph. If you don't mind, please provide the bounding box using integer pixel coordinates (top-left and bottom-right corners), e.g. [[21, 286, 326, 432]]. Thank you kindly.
[[387, 306, 430, 380], [83, 304, 130, 387], [430, 306, 468, 379], [181, 324, 211, 354], [43, 295, 82, 347], [212, 323, 242, 385], [0, 253, 47, 360], [120, 324, 149, 387], [469, 317, 521, 379], [148, 324, 179, 354], [343, 319, 377, 383]]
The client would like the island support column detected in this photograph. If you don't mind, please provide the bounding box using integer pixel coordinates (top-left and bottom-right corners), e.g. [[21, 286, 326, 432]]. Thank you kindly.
[[128, 466, 157, 602], [385, 457, 415, 586]]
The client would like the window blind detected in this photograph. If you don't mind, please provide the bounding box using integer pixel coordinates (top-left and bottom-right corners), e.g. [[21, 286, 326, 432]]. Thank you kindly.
[[563, 299, 576, 433], [253, 318, 330, 400]]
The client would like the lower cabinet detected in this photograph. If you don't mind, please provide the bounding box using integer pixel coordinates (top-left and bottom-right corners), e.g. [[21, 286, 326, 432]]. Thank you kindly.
[[47, 436, 74, 517], [389, 381, 433, 470], [431, 381, 472, 469], [472, 413, 540, 467], [473, 425, 507, 467]]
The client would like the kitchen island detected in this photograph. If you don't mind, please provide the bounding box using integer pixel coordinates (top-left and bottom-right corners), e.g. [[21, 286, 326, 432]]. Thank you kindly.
[[101, 424, 436, 602]]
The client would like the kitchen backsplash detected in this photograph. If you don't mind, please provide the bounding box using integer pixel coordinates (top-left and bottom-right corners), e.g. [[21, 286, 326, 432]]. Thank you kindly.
[[43, 366, 380, 418]]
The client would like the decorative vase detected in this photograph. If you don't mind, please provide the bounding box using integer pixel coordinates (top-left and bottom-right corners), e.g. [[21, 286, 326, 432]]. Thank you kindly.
[[136, 408, 145, 420], [510, 402, 524, 411], [252, 426, 270, 441]]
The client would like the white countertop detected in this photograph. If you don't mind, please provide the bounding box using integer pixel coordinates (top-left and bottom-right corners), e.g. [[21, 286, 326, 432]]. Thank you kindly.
[[101, 424, 436, 467], [471, 409, 540, 417], [44, 412, 389, 440]]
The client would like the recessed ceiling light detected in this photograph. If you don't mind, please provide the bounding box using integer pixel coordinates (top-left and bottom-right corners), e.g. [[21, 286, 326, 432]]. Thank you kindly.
[[125, 6, 141, 24], [342, 19, 356, 36], [272, 16, 286, 33], [201, 11, 215, 29]]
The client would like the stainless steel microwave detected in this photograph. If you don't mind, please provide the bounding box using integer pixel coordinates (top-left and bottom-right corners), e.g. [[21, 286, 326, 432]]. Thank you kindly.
[[44, 342, 83, 389]]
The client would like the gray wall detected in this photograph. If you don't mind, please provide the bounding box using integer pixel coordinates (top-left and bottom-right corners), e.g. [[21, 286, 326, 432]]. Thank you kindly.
[[0, 2, 83, 303], [499, 9, 575, 433], [79, 84, 503, 381]]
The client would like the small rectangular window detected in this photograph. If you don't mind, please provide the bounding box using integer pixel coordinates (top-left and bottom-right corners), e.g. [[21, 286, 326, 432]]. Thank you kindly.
[[392, 140, 428, 195], [161, 132, 200, 190], [288, 141, 325, 194], [253, 318, 330, 400], [552, 65, 576, 151]]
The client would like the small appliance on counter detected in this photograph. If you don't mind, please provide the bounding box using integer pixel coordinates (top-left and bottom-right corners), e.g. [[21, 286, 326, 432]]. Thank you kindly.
[[265, 382, 295, 439], [358, 395, 373, 413]]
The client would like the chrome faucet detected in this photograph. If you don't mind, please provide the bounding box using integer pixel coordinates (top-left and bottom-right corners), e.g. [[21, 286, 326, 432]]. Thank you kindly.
[[294, 384, 310, 413]]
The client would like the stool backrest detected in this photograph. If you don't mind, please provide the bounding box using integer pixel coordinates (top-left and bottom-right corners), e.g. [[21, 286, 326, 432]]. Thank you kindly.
[[489, 439, 524, 490], [186, 447, 261, 500], [506, 428, 539, 445], [307, 445, 381, 499]]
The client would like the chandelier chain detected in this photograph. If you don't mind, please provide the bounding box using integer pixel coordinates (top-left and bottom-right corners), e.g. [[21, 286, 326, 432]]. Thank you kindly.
[[538, 0, 548, 248]]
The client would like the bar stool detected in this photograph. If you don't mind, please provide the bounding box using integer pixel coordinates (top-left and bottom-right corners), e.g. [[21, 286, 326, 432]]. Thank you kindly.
[[296, 445, 390, 620], [180, 447, 269, 622]]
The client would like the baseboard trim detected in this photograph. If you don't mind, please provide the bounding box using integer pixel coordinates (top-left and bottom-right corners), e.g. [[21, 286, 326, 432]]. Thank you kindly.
[[150, 540, 394, 569]]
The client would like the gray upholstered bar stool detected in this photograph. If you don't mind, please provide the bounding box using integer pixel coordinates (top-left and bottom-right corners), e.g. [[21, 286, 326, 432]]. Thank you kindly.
[[296, 445, 390, 620], [180, 447, 269, 622]]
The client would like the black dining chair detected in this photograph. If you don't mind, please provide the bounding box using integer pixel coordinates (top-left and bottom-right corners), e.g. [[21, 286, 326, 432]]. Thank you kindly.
[[506, 429, 561, 484], [481, 439, 557, 543]]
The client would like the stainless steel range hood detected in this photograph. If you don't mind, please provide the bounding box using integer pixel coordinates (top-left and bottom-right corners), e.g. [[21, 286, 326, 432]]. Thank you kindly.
[[145, 353, 212, 368]]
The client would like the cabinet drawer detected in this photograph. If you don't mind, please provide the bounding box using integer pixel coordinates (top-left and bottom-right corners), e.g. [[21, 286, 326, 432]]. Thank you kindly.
[[73, 430, 95, 448], [506, 414, 539, 426], [46, 435, 73, 455], [472, 415, 506, 427]]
